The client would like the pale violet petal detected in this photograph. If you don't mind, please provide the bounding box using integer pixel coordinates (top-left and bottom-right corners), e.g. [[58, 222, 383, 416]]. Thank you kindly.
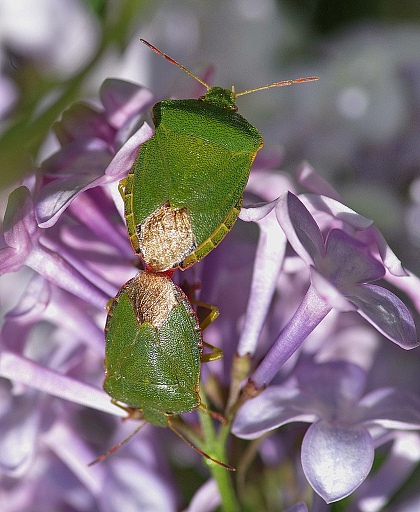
[[296, 360, 367, 405], [358, 388, 420, 429], [0, 351, 126, 418], [245, 170, 293, 202], [232, 386, 316, 440], [184, 478, 221, 512], [276, 191, 325, 266], [296, 162, 342, 201], [323, 229, 385, 285], [300, 194, 373, 230], [368, 226, 408, 277], [347, 284, 418, 349], [385, 269, 420, 316], [310, 267, 357, 312], [239, 199, 276, 222], [237, 204, 287, 356], [100, 79, 154, 129], [301, 420, 374, 503]]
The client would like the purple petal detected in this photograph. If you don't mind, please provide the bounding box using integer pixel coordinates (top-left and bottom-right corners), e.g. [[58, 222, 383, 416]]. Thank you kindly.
[[0, 350, 126, 418], [0, 246, 27, 274], [42, 419, 105, 493], [0, 386, 40, 475], [185, 479, 221, 512], [5, 272, 51, 318], [67, 188, 133, 259], [250, 284, 332, 389], [232, 386, 316, 439], [300, 194, 373, 230], [310, 267, 357, 312], [104, 120, 154, 179], [301, 420, 374, 503], [40, 139, 112, 177], [0, 187, 39, 273], [296, 162, 342, 201], [347, 284, 418, 348], [24, 243, 110, 308], [1, 274, 52, 353], [53, 102, 115, 145], [36, 140, 113, 227], [358, 388, 420, 429], [103, 458, 178, 512], [3, 186, 39, 249], [100, 79, 154, 129], [237, 203, 287, 356], [36, 122, 153, 228], [36, 175, 110, 228], [276, 191, 325, 266], [296, 360, 367, 406], [323, 229, 385, 285]]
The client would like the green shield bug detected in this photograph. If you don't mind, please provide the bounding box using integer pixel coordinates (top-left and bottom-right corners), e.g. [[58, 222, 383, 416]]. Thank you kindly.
[[123, 40, 318, 272], [95, 270, 232, 469]]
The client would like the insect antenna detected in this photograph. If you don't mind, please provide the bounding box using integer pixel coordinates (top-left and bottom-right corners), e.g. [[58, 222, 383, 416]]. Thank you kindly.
[[234, 76, 318, 98], [88, 420, 148, 466], [140, 39, 210, 91], [167, 417, 235, 471]]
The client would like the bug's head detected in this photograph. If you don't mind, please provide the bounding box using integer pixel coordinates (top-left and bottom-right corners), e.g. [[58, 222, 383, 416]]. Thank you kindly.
[[200, 87, 237, 111]]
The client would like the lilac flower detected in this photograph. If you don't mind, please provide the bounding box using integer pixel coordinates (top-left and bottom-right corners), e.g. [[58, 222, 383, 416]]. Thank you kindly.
[[349, 431, 420, 512], [35, 79, 154, 229], [246, 191, 418, 391], [232, 358, 420, 503], [1, 186, 111, 309], [0, 284, 179, 510], [184, 479, 221, 512]]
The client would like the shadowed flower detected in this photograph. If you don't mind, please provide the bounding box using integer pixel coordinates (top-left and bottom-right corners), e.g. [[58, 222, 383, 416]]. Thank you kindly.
[[35, 79, 154, 229], [246, 191, 418, 391], [232, 358, 420, 503]]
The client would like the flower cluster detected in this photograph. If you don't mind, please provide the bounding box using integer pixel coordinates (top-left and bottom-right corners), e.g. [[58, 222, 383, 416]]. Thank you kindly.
[[1, 75, 420, 512]]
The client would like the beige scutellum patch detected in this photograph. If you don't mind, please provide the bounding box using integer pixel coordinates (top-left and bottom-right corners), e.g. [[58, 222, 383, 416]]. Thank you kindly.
[[127, 272, 180, 328], [139, 202, 196, 271]]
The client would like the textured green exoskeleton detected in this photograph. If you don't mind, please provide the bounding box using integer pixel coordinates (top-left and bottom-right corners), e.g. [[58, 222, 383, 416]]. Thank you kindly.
[[101, 270, 232, 469], [124, 91, 263, 272], [104, 271, 202, 425], [123, 40, 317, 272]]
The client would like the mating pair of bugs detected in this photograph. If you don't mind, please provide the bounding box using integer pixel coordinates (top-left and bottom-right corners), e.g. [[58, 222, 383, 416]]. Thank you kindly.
[[96, 40, 317, 469]]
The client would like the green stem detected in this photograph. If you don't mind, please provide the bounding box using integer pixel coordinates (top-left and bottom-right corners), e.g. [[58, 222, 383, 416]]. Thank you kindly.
[[198, 384, 240, 512], [225, 352, 253, 418]]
